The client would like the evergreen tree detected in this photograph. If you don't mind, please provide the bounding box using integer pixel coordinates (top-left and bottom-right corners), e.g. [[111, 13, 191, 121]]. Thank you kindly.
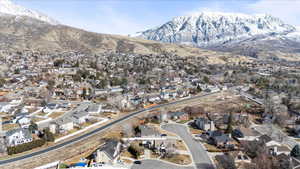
[[28, 121, 38, 133], [291, 145, 300, 157], [226, 112, 234, 134], [42, 128, 55, 142]]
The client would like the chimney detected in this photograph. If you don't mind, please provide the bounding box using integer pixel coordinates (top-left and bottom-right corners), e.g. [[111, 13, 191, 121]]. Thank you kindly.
[[210, 120, 215, 131], [273, 146, 278, 155], [0, 117, 2, 136]]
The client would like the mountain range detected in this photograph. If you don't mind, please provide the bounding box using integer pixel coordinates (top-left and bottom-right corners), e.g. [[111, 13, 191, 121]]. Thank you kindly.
[[0, 0, 299, 62], [137, 12, 300, 60]]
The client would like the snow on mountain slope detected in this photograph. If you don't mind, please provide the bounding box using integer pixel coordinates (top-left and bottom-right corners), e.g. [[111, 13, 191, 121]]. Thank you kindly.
[[286, 29, 300, 42], [137, 11, 296, 47], [0, 0, 59, 25]]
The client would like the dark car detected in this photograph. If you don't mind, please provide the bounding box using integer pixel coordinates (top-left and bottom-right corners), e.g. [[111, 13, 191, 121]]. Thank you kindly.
[[134, 161, 142, 164], [232, 129, 244, 138], [161, 134, 167, 137]]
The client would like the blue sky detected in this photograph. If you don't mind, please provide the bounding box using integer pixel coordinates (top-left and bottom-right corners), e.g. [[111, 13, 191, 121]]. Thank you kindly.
[[14, 0, 300, 35]]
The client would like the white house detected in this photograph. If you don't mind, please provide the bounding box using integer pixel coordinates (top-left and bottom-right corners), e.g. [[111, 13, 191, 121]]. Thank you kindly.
[[87, 104, 102, 115], [266, 141, 291, 155], [16, 116, 31, 127], [6, 128, 33, 147], [55, 117, 74, 132], [95, 140, 122, 164], [0, 102, 13, 113], [72, 111, 89, 125]]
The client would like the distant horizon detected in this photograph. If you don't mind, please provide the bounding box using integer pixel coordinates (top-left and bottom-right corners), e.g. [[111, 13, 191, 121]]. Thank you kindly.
[[13, 0, 300, 35]]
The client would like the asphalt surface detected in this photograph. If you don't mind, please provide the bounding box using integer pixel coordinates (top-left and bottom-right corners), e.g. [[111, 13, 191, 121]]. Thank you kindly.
[[162, 124, 214, 169], [0, 92, 219, 166], [131, 159, 194, 169]]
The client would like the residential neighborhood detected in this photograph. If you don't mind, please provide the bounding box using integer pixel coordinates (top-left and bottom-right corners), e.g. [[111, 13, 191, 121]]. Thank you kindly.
[[0, 48, 300, 169], [0, 0, 300, 169]]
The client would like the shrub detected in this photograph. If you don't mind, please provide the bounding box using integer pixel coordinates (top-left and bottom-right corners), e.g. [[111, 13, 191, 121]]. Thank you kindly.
[[128, 143, 142, 159], [7, 139, 46, 155]]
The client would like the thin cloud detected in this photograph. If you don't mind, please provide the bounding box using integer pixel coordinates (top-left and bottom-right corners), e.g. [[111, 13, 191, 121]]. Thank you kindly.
[[248, 0, 300, 25], [93, 4, 144, 35]]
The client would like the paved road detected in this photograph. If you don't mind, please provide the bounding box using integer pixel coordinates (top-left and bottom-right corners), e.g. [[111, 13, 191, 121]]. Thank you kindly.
[[162, 124, 214, 169], [131, 159, 194, 169], [0, 92, 220, 166]]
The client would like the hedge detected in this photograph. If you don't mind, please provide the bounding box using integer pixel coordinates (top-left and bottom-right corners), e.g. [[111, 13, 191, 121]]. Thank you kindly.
[[7, 139, 46, 155]]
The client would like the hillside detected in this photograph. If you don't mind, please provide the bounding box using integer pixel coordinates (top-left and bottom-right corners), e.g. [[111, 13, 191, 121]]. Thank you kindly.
[[0, 14, 253, 64]]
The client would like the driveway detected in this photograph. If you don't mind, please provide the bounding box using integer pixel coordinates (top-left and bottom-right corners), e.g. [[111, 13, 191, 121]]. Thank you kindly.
[[131, 159, 194, 169], [162, 124, 214, 169]]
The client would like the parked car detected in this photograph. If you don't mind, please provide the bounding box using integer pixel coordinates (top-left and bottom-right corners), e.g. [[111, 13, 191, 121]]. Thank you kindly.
[[232, 129, 244, 138], [134, 161, 142, 164]]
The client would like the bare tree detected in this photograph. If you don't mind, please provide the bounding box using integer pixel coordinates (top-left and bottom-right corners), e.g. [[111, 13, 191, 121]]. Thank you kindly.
[[106, 95, 124, 110]]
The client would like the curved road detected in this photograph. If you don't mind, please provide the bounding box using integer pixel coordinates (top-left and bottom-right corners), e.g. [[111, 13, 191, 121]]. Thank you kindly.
[[162, 124, 214, 169], [0, 92, 219, 166], [131, 159, 194, 169]]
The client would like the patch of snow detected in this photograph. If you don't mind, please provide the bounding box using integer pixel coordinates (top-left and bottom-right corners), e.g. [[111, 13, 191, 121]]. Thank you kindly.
[[0, 0, 59, 25]]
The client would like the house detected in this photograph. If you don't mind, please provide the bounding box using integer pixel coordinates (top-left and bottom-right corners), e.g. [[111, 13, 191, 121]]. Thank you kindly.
[[168, 112, 189, 121], [232, 151, 251, 164], [110, 87, 123, 93], [16, 116, 31, 128], [232, 127, 260, 141], [95, 140, 122, 164], [94, 89, 108, 95], [207, 131, 235, 149], [0, 102, 12, 113], [49, 122, 59, 134], [86, 104, 102, 115], [72, 111, 88, 125], [6, 128, 33, 147], [148, 95, 161, 103], [257, 134, 272, 144], [55, 117, 74, 132], [0, 133, 7, 156], [267, 144, 291, 156], [194, 118, 215, 131]]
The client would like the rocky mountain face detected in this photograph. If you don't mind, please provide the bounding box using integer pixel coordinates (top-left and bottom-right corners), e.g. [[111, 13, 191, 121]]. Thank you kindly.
[[137, 12, 300, 60], [0, 0, 59, 25]]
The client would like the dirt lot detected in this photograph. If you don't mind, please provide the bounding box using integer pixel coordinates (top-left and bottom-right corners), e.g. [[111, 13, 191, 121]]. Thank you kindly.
[[162, 154, 192, 165], [163, 91, 258, 114]]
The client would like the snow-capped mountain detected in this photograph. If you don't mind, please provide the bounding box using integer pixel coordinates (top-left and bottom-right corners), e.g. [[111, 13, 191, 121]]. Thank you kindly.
[[137, 11, 296, 47], [0, 0, 59, 25]]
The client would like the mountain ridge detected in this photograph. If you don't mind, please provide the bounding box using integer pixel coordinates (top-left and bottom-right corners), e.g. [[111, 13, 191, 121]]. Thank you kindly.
[[136, 11, 296, 47], [0, 0, 59, 25]]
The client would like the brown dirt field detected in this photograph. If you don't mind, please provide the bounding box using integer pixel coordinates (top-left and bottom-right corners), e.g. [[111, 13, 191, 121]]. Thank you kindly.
[[162, 154, 192, 165]]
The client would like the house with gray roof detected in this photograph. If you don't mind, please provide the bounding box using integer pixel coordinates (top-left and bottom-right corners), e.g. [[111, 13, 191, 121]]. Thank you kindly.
[[194, 117, 215, 131], [55, 116, 74, 132], [6, 128, 33, 147], [95, 140, 121, 164], [168, 111, 189, 121], [86, 104, 102, 115], [72, 111, 89, 125]]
